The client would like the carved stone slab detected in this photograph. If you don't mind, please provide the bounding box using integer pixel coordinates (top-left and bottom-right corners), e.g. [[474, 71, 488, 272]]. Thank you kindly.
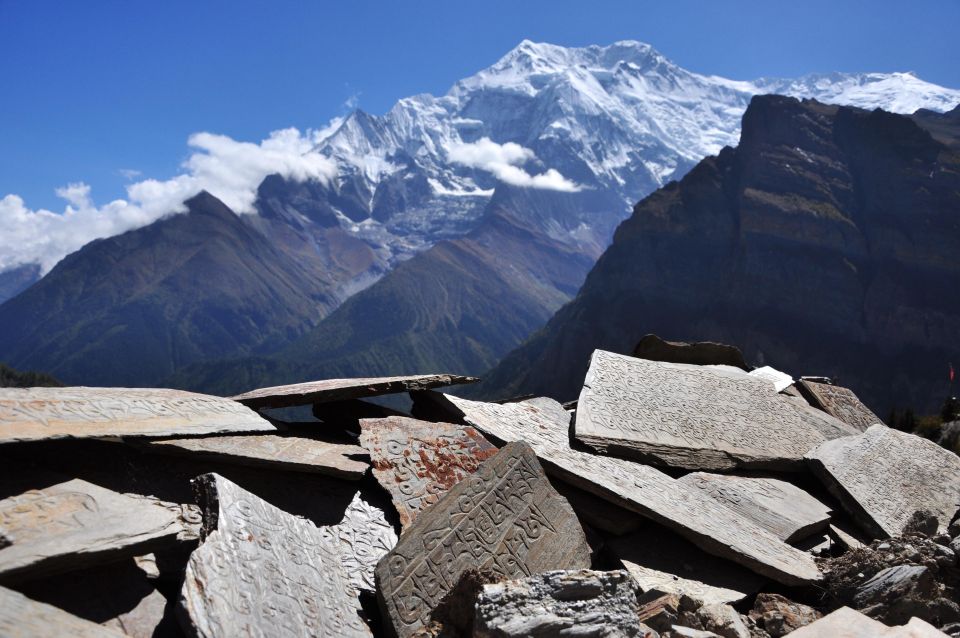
[[607, 527, 765, 606], [180, 473, 370, 637], [0, 585, 127, 638], [143, 433, 369, 479], [474, 570, 642, 638], [330, 491, 398, 594], [677, 473, 832, 542], [749, 366, 794, 392], [231, 374, 478, 410], [374, 441, 590, 638], [798, 379, 883, 431], [359, 416, 498, 528], [805, 424, 960, 538], [0, 387, 275, 444], [575, 350, 856, 471], [0, 478, 198, 583], [443, 394, 822, 586]]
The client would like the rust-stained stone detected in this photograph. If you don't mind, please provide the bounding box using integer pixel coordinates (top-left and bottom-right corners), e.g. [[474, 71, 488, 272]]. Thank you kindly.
[[442, 394, 822, 587], [231, 373, 478, 410], [180, 473, 370, 637], [798, 380, 883, 432], [374, 441, 591, 638], [0, 387, 274, 444], [142, 433, 369, 479], [0, 478, 199, 584], [358, 416, 498, 528], [0, 585, 128, 638]]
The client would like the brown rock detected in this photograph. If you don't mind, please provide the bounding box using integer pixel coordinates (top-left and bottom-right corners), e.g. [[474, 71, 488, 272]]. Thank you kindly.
[[749, 593, 822, 637], [632, 334, 749, 370]]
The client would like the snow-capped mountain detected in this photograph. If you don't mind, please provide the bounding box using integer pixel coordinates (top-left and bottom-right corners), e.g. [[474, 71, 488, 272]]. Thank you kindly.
[[301, 40, 960, 265]]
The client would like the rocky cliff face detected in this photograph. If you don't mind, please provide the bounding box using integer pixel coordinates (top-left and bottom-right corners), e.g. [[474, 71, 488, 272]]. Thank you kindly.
[[480, 96, 960, 415]]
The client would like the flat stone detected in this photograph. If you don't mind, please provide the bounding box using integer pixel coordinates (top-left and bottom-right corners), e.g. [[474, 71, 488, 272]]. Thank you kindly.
[[805, 424, 960, 537], [550, 479, 643, 536], [829, 522, 867, 551], [143, 433, 369, 479], [231, 373, 478, 410], [575, 350, 856, 471], [696, 603, 751, 638], [677, 473, 832, 542], [798, 380, 883, 431], [632, 334, 749, 370], [358, 416, 498, 528], [330, 491, 398, 594], [608, 527, 765, 605], [443, 394, 822, 587], [374, 441, 591, 638], [0, 585, 127, 637], [749, 366, 794, 392], [180, 473, 370, 637], [785, 606, 949, 637], [473, 569, 643, 638], [853, 565, 935, 609], [0, 387, 275, 444], [0, 478, 199, 583]]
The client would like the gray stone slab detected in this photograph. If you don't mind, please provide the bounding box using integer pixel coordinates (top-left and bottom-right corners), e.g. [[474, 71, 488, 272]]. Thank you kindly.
[[474, 569, 642, 638], [786, 606, 948, 637], [551, 479, 644, 536], [607, 527, 766, 606], [805, 424, 960, 537], [330, 491, 398, 594], [0, 585, 127, 637], [180, 473, 370, 637], [0, 387, 275, 444], [143, 433, 369, 479], [575, 350, 857, 471], [677, 473, 832, 542], [443, 394, 822, 586], [0, 479, 199, 583], [359, 416, 498, 528], [231, 374, 478, 410], [375, 441, 590, 638], [798, 380, 883, 432], [749, 366, 794, 392]]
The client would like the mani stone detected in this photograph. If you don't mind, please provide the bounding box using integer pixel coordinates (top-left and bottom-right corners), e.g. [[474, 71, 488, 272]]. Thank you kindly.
[[0, 585, 127, 638], [805, 424, 960, 538], [0, 478, 199, 583], [798, 379, 883, 432], [330, 491, 398, 594], [786, 606, 948, 637], [574, 349, 856, 471], [677, 473, 832, 542], [374, 441, 590, 638], [358, 416, 498, 528], [442, 393, 822, 586], [143, 433, 368, 479], [749, 366, 794, 393], [607, 527, 765, 605], [473, 569, 643, 638], [0, 386, 274, 444], [180, 473, 370, 638], [230, 373, 478, 410]]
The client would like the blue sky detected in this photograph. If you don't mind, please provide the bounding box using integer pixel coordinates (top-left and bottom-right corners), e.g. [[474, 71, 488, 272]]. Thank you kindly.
[[2, 0, 958, 211]]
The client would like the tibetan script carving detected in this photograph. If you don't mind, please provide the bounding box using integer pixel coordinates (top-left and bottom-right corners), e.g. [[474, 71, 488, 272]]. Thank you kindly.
[[0, 585, 127, 638], [374, 441, 590, 638], [575, 350, 856, 471], [180, 473, 370, 637], [144, 433, 369, 480], [798, 379, 883, 432], [677, 473, 832, 542], [0, 387, 274, 444], [443, 394, 822, 586], [331, 492, 398, 594], [231, 374, 478, 410], [805, 424, 960, 538], [0, 479, 195, 583], [359, 416, 498, 528]]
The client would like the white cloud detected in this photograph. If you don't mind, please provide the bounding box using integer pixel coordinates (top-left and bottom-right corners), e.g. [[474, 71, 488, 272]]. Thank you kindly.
[[0, 127, 338, 275], [447, 137, 581, 192], [118, 168, 142, 180]]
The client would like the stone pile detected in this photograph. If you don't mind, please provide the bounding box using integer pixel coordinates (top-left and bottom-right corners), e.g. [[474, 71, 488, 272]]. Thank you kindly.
[[1, 340, 959, 637]]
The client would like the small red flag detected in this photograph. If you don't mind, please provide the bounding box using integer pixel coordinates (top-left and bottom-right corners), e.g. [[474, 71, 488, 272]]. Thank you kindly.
[[951, 363, 956, 383]]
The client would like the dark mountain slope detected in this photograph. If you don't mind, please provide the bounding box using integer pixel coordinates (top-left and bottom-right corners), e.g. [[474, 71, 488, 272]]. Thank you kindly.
[[0, 192, 345, 386], [478, 96, 960, 414], [169, 187, 600, 395]]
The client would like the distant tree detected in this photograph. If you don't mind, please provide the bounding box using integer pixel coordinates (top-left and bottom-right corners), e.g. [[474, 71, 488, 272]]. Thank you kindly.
[[0, 363, 63, 388]]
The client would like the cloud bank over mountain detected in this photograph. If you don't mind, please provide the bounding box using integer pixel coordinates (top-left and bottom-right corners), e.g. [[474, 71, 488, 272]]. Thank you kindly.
[[0, 127, 338, 274]]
